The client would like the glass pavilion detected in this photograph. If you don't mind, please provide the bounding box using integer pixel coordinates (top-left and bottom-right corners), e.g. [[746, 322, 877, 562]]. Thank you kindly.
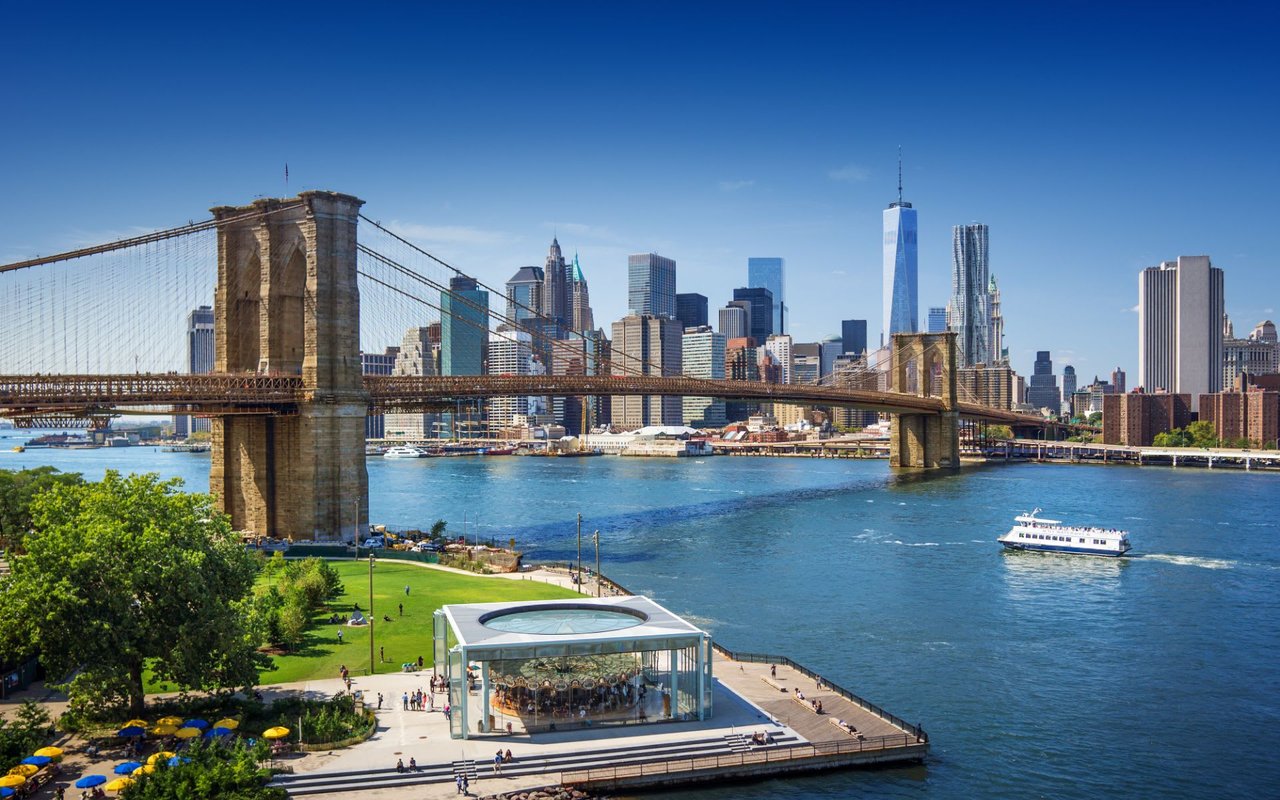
[[434, 596, 713, 739]]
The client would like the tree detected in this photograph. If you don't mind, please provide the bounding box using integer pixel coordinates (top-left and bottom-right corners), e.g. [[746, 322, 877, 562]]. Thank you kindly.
[[0, 472, 263, 717], [1087, 411, 1103, 426], [0, 467, 84, 555], [120, 739, 284, 800], [985, 424, 1014, 440]]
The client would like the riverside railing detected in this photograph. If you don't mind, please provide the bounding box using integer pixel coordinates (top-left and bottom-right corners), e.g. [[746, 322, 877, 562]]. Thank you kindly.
[[560, 732, 923, 786], [712, 645, 927, 743]]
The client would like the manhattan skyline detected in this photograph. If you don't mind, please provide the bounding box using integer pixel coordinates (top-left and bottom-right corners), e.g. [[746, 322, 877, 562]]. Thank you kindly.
[[1, 3, 1277, 380]]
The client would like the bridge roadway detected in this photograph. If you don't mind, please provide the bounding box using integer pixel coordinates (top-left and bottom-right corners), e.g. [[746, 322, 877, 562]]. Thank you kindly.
[[0, 372, 1049, 427]]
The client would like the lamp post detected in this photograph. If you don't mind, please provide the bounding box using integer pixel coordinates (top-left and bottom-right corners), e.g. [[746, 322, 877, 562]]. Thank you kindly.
[[353, 499, 359, 561], [576, 513, 583, 588], [593, 530, 600, 598], [368, 553, 376, 676]]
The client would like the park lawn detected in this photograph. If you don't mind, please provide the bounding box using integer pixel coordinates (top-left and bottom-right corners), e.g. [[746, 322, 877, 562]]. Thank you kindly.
[[254, 560, 580, 685]]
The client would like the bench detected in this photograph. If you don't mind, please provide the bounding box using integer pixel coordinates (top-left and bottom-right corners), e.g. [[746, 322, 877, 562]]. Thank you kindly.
[[830, 717, 865, 739], [760, 675, 788, 692], [793, 694, 822, 714]]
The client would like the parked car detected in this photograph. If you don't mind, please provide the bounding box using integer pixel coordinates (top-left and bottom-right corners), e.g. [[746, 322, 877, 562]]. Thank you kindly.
[[362, 536, 385, 549]]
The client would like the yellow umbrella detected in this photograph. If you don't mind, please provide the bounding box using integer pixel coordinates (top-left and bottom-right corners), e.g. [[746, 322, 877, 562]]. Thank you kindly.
[[105, 777, 134, 791], [34, 746, 63, 758], [7, 765, 38, 777], [131, 765, 156, 776], [173, 727, 201, 739], [262, 726, 291, 739], [157, 716, 184, 727], [213, 718, 239, 730], [124, 719, 149, 728], [146, 751, 176, 765], [149, 724, 178, 736], [0, 775, 26, 788]]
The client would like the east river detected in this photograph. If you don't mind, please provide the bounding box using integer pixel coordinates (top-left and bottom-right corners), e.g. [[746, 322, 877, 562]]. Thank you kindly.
[[4, 438, 1278, 799]]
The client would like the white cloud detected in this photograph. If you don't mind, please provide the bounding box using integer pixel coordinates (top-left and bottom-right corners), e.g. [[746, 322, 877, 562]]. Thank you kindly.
[[1126, 304, 1139, 313], [386, 221, 511, 246], [1265, 307, 1275, 314], [540, 222, 629, 246], [830, 269, 847, 276], [718, 179, 755, 192], [828, 164, 869, 183]]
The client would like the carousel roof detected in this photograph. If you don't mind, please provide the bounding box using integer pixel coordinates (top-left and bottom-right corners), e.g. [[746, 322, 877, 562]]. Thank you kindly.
[[442, 595, 708, 660]]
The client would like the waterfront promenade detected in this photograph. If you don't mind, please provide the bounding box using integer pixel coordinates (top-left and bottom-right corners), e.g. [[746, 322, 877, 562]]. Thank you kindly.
[[984, 438, 1280, 470]]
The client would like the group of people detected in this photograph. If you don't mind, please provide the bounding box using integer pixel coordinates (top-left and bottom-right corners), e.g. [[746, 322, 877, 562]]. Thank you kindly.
[[402, 688, 435, 711], [794, 690, 823, 714], [491, 748, 514, 773], [394, 757, 419, 773], [749, 730, 775, 746]]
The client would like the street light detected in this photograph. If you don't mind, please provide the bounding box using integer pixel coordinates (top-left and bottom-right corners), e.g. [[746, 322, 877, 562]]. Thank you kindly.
[[576, 513, 583, 588], [593, 530, 600, 598], [368, 553, 376, 676]]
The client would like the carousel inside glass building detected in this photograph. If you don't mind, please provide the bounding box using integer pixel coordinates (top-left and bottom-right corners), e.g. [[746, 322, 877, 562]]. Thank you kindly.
[[434, 597, 714, 739]]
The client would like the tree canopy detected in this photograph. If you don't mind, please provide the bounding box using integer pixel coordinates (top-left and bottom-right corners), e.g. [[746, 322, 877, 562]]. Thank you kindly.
[[0, 466, 84, 555], [0, 471, 263, 716]]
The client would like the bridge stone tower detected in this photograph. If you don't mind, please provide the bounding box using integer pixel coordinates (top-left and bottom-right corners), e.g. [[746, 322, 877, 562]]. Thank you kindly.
[[889, 332, 960, 468], [209, 192, 368, 541]]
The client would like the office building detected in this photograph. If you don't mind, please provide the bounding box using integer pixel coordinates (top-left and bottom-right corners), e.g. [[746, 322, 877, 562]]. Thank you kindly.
[[733, 286, 774, 344], [542, 238, 571, 327], [1138, 255, 1225, 411], [949, 224, 991, 367], [988, 276, 1005, 364], [488, 328, 546, 430], [1223, 318, 1278, 389], [718, 303, 749, 339], [174, 305, 215, 438], [610, 314, 683, 428], [831, 353, 878, 430], [676, 293, 709, 330], [1199, 390, 1279, 448], [927, 307, 948, 334], [628, 253, 677, 319], [883, 168, 918, 343], [820, 335, 843, 381], [841, 319, 868, 358], [1062, 365, 1077, 415], [384, 328, 440, 440], [724, 336, 760, 422], [958, 363, 1015, 410], [1025, 351, 1061, 412], [765, 334, 793, 385], [505, 266, 544, 324], [569, 254, 594, 333], [361, 346, 400, 439], [1111, 366, 1126, 395], [441, 276, 488, 376], [747, 257, 786, 334], [681, 326, 726, 427], [1102, 392, 1193, 446]]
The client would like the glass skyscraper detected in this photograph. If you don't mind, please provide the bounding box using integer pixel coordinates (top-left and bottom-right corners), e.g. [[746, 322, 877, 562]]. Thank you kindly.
[[747, 257, 785, 334], [441, 276, 488, 376], [950, 224, 991, 367], [927, 306, 948, 333], [627, 253, 677, 319], [883, 199, 918, 344]]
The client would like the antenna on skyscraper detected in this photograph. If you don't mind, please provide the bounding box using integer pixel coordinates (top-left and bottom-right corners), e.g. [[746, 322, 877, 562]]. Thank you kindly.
[[897, 146, 903, 205]]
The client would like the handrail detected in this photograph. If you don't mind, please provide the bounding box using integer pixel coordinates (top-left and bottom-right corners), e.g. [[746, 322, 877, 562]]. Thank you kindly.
[[560, 733, 923, 785]]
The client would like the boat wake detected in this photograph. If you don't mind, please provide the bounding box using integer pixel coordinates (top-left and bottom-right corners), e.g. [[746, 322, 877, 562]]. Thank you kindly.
[[1141, 553, 1237, 570]]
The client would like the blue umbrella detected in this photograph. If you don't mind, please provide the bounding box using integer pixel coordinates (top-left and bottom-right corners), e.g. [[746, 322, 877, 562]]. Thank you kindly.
[[20, 755, 51, 767], [181, 718, 209, 730], [114, 762, 143, 775], [75, 775, 107, 788], [204, 726, 233, 738], [1, 785, 15, 798], [166, 756, 190, 767], [117, 725, 146, 737]]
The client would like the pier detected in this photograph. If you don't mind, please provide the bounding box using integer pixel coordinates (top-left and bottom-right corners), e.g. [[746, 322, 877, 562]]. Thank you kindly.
[[981, 438, 1280, 471]]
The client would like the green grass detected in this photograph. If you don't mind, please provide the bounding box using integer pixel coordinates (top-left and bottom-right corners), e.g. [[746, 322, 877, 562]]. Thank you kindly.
[[254, 560, 581, 685]]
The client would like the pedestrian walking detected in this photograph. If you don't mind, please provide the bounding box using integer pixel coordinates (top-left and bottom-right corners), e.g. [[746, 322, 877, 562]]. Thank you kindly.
[[403, 692, 409, 710], [377, 692, 383, 709], [399, 602, 404, 616], [770, 664, 776, 678], [455, 775, 463, 794], [337, 629, 343, 644], [379, 645, 385, 662], [404, 584, 410, 596], [462, 775, 469, 795]]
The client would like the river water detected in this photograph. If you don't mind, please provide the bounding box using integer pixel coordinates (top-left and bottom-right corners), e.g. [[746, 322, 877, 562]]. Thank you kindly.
[[4, 439, 1277, 799]]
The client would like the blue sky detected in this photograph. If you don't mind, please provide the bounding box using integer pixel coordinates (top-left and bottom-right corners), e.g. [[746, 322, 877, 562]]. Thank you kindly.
[[3, 2, 1278, 380]]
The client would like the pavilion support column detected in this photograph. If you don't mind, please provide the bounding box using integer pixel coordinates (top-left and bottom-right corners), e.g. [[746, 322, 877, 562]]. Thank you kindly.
[[480, 664, 491, 733], [696, 636, 707, 721], [668, 649, 679, 719], [459, 647, 469, 739]]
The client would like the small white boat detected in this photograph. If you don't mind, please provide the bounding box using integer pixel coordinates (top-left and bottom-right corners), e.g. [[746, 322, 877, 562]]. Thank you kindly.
[[998, 508, 1132, 557], [383, 446, 428, 459]]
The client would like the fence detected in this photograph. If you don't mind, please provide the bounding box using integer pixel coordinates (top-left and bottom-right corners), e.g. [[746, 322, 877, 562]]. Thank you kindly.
[[560, 732, 922, 786], [713, 645, 927, 743]]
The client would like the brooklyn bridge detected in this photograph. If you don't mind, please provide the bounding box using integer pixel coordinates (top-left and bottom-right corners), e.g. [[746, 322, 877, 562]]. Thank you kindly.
[[0, 191, 1055, 541]]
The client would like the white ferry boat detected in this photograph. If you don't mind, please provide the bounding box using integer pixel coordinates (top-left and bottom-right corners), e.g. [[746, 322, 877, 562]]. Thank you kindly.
[[998, 509, 1132, 557], [383, 445, 428, 459]]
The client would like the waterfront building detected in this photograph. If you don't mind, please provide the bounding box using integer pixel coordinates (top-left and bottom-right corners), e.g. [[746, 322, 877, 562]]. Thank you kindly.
[[628, 253, 677, 319], [361, 346, 399, 439], [841, 319, 868, 357], [1025, 351, 1061, 413], [747, 257, 786, 334], [718, 303, 749, 339], [1102, 391, 1192, 446], [883, 170, 918, 344], [610, 314, 683, 428], [765, 334, 793, 385], [174, 305, 214, 438], [1223, 318, 1279, 389], [505, 265, 544, 324], [1199, 389, 1280, 448], [1111, 366, 1126, 395], [733, 287, 774, 344], [488, 328, 545, 431], [681, 326, 726, 427], [676, 293, 709, 330], [1062, 365, 1077, 416], [384, 327, 440, 440], [927, 306, 947, 334], [1138, 255, 1225, 410], [949, 223, 991, 367]]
